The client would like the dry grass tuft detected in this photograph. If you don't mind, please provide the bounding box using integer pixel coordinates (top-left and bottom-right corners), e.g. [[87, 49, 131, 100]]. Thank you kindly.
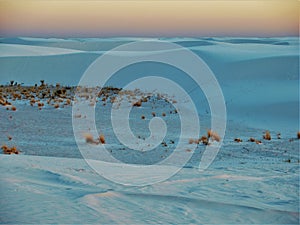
[[200, 136, 209, 145], [211, 132, 220, 142], [263, 131, 271, 140], [132, 100, 142, 107], [84, 133, 96, 144], [207, 130, 220, 142], [66, 99, 71, 105], [99, 134, 106, 144], [234, 138, 242, 143], [37, 102, 44, 110], [1, 145, 8, 152], [207, 130, 212, 138], [83, 133, 105, 145], [248, 137, 261, 144], [249, 137, 256, 142], [189, 138, 200, 145], [1, 145, 20, 154]]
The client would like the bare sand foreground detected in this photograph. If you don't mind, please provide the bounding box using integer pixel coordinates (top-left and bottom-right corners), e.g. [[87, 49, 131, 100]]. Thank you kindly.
[[1, 152, 299, 224]]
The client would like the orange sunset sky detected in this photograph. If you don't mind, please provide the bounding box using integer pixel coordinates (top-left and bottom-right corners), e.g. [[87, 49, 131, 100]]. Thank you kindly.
[[0, 0, 299, 37]]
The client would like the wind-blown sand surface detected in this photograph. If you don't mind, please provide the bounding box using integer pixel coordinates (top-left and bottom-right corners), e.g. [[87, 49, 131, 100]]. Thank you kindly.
[[0, 37, 299, 224], [1, 153, 298, 224]]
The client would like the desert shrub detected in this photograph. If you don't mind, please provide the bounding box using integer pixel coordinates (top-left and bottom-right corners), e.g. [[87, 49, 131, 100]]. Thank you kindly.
[[263, 131, 271, 140], [99, 134, 105, 144], [84, 133, 95, 144], [200, 136, 209, 145], [207, 130, 220, 142], [1, 145, 20, 154], [132, 100, 142, 107], [249, 137, 256, 142], [234, 138, 242, 143]]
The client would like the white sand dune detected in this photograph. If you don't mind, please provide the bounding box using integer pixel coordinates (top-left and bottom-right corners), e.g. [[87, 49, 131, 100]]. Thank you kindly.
[[0, 37, 299, 224], [0, 44, 83, 57]]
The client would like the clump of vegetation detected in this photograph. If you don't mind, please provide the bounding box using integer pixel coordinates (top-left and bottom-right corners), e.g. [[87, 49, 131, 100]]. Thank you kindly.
[[207, 130, 221, 142], [37, 102, 44, 110], [99, 134, 106, 144], [188, 138, 199, 145], [248, 137, 261, 144], [84, 133, 96, 144], [263, 131, 271, 140], [132, 100, 142, 107], [190, 130, 221, 146], [255, 140, 262, 144], [83, 133, 106, 145], [234, 138, 242, 143], [2, 82, 300, 154], [249, 137, 256, 142], [200, 136, 209, 145], [1, 145, 20, 154]]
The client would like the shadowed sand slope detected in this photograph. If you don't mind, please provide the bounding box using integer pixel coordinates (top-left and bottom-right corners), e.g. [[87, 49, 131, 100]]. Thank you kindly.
[[1, 155, 299, 224]]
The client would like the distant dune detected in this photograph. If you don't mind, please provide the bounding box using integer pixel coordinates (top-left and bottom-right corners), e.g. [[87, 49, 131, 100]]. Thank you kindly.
[[0, 44, 83, 57]]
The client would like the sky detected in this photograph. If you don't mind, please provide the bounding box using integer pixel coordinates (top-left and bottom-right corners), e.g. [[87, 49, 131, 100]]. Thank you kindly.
[[0, 0, 299, 37]]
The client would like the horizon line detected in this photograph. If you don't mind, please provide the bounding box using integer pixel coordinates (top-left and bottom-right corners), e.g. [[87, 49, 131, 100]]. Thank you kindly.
[[1, 35, 299, 39]]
